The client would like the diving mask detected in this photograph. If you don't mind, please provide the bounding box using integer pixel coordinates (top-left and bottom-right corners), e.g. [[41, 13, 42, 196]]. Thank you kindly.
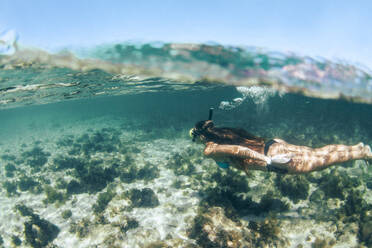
[[189, 128, 195, 138], [189, 128, 200, 142]]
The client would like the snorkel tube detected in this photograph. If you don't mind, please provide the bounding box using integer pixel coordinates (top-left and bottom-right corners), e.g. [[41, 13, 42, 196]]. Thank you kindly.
[[208, 107, 214, 120], [190, 107, 214, 142]]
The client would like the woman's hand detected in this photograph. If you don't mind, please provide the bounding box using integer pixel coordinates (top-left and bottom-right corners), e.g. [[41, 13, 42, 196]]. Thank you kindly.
[[270, 154, 292, 164], [266, 154, 292, 173], [264, 156, 272, 165]]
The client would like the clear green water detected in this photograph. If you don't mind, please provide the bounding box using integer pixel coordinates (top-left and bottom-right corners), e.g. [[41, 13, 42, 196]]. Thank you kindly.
[[0, 44, 372, 248]]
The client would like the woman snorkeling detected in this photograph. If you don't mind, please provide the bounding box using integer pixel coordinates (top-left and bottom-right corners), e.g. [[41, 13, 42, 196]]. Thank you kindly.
[[190, 109, 372, 174]]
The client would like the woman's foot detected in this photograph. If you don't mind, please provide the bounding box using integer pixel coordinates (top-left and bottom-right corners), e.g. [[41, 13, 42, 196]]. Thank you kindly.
[[357, 142, 364, 148], [364, 145, 372, 159]]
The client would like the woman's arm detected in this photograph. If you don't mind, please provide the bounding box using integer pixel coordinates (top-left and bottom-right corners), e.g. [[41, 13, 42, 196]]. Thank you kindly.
[[204, 142, 271, 164]]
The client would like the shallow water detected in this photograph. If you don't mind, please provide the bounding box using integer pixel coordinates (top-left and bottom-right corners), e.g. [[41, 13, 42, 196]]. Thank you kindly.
[[1, 44, 372, 248]]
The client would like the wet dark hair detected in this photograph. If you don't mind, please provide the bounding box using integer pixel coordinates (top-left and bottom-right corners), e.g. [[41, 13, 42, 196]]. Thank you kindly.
[[193, 120, 265, 152]]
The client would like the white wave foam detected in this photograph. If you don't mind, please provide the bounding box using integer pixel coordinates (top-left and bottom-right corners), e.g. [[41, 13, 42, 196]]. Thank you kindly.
[[219, 86, 277, 111]]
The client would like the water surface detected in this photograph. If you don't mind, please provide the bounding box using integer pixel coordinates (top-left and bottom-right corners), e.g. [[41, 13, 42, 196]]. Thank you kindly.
[[0, 43, 372, 248]]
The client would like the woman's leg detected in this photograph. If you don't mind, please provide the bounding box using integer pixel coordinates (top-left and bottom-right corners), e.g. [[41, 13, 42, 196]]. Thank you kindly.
[[268, 141, 371, 173], [307, 143, 367, 172]]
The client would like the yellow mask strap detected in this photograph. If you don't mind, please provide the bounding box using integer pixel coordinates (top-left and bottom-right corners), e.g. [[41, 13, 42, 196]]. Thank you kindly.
[[189, 128, 195, 138]]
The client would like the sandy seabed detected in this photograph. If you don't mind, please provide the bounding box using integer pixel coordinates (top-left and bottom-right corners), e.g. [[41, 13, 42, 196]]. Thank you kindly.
[[0, 113, 371, 248]]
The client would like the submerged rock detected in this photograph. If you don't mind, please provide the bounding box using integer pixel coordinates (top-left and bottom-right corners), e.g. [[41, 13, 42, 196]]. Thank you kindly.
[[15, 204, 34, 217], [66, 179, 83, 195], [367, 181, 372, 190], [78, 161, 117, 193], [4, 163, 16, 177], [188, 207, 287, 247], [166, 152, 196, 176], [21, 146, 50, 171], [52, 156, 85, 171], [24, 217, 59, 248], [309, 189, 325, 204], [1, 154, 16, 161], [15, 204, 60, 248], [248, 217, 287, 247], [311, 237, 336, 248], [112, 216, 139, 233], [17, 176, 40, 193], [2, 180, 18, 196], [92, 189, 116, 214], [275, 174, 309, 203], [74, 129, 121, 156], [43, 185, 66, 205], [259, 191, 289, 213], [188, 207, 249, 248], [11, 235, 21, 246], [119, 163, 160, 183], [128, 188, 160, 208], [61, 210, 72, 219], [360, 220, 372, 246], [69, 218, 91, 238], [332, 189, 372, 246], [136, 163, 160, 181], [200, 170, 288, 218], [58, 158, 117, 194], [318, 170, 360, 200], [119, 165, 137, 183]]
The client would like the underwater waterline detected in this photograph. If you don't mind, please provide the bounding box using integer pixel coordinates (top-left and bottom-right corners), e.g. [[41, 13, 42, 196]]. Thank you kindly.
[[0, 43, 372, 248]]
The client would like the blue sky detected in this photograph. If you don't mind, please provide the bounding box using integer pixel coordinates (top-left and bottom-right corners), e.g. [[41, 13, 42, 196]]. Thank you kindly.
[[1, 0, 372, 69]]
